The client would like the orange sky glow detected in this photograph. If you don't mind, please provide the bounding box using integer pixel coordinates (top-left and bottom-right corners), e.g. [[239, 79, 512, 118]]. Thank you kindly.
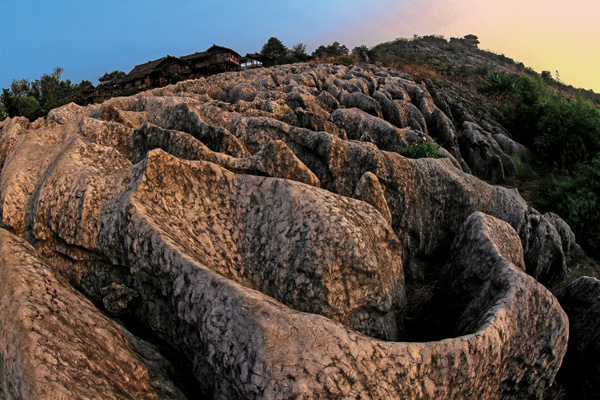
[[336, 0, 600, 92]]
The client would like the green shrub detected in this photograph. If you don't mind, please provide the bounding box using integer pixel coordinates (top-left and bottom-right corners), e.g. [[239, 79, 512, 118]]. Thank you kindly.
[[487, 74, 600, 169], [510, 155, 534, 180], [482, 72, 517, 94], [334, 56, 354, 66], [399, 140, 444, 159], [540, 154, 600, 257]]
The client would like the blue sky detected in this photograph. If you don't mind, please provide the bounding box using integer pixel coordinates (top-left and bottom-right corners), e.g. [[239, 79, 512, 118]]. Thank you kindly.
[[1, 0, 598, 91], [0, 0, 395, 88]]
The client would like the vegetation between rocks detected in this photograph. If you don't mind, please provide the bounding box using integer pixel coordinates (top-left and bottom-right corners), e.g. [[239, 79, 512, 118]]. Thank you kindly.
[[483, 72, 600, 256]]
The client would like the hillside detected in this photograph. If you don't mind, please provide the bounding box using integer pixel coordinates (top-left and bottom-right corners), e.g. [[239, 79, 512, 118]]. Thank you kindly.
[[0, 44, 599, 399]]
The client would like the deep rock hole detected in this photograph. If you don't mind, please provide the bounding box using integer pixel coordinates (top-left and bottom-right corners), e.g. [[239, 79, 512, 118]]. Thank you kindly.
[[400, 254, 456, 342]]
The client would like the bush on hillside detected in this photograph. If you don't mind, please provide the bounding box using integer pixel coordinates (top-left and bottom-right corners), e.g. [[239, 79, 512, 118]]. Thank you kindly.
[[483, 73, 600, 169], [399, 140, 444, 159], [540, 154, 600, 257]]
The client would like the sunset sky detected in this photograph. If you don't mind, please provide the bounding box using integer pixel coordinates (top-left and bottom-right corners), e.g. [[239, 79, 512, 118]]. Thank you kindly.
[[1, 0, 598, 92]]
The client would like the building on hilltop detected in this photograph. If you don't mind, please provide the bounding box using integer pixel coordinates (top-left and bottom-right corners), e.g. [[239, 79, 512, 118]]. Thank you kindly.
[[464, 34, 480, 47], [450, 34, 480, 48], [181, 45, 240, 78], [120, 45, 240, 92], [240, 53, 265, 69], [120, 56, 190, 91]]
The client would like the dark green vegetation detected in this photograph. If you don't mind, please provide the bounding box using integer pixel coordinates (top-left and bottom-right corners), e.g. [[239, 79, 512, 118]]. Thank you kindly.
[[0, 67, 91, 121], [483, 72, 600, 257], [259, 37, 361, 66], [399, 140, 444, 159]]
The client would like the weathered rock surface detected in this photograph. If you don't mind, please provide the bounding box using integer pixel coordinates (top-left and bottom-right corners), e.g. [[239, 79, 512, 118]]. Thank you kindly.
[[556, 277, 600, 399], [0, 62, 582, 398], [458, 121, 517, 183], [0, 229, 186, 400]]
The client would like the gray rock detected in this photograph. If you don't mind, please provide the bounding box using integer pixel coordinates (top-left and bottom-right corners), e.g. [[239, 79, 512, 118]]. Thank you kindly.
[[340, 92, 383, 118], [25, 131, 404, 340], [0, 229, 186, 400], [102, 282, 139, 315], [353, 171, 392, 225], [316, 90, 340, 113], [493, 133, 531, 159], [0, 62, 582, 399], [458, 121, 518, 183], [330, 108, 409, 150]]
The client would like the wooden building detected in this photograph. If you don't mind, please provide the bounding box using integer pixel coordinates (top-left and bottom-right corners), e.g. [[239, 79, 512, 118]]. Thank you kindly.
[[120, 45, 240, 92], [464, 34, 480, 47], [120, 56, 190, 91], [181, 45, 240, 78], [240, 53, 265, 69]]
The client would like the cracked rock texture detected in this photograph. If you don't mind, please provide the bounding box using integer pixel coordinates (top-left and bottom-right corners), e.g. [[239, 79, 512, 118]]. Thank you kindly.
[[0, 62, 580, 399], [0, 229, 186, 400]]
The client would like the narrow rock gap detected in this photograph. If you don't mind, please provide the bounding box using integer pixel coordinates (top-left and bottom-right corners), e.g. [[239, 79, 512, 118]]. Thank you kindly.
[[114, 312, 210, 400], [38, 237, 208, 399], [400, 253, 455, 342]]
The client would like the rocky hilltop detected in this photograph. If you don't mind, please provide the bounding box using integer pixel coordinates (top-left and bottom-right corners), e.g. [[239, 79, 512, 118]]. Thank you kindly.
[[0, 62, 595, 399]]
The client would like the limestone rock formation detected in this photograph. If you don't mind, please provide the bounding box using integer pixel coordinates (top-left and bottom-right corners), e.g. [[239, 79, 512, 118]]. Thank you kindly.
[[0, 62, 582, 398], [0, 229, 186, 400]]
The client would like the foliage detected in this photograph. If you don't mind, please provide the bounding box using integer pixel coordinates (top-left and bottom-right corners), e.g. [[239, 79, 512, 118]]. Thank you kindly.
[[399, 140, 444, 159], [540, 154, 600, 256], [311, 41, 349, 58], [260, 37, 289, 65], [98, 70, 126, 90], [351, 45, 375, 62], [414, 34, 447, 46], [482, 72, 517, 94], [290, 43, 308, 62], [492, 74, 600, 168], [1, 67, 90, 121], [541, 70, 552, 81], [510, 155, 534, 180], [334, 56, 354, 66]]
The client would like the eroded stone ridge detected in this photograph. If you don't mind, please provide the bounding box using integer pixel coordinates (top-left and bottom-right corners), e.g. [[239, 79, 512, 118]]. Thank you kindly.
[[0, 62, 578, 398], [0, 229, 186, 400]]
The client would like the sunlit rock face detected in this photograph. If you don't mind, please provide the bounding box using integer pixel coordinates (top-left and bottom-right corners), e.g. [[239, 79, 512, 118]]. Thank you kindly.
[[0, 63, 577, 399]]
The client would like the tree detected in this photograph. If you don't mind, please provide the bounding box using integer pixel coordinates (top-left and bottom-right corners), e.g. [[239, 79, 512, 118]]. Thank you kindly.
[[1, 88, 19, 117], [326, 41, 349, 57], [352, 45, 372, 63], [1, 67, 83, 120], [311, 45, 328, 59], [541, 70, 552, 81], [291, 43, 308, 62], [311, 41, 350, 59], [261, 37, 289, 65]]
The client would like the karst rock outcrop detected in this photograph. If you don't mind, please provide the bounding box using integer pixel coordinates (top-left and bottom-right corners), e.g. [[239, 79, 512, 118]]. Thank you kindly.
[[0, 62, 581, 399]]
